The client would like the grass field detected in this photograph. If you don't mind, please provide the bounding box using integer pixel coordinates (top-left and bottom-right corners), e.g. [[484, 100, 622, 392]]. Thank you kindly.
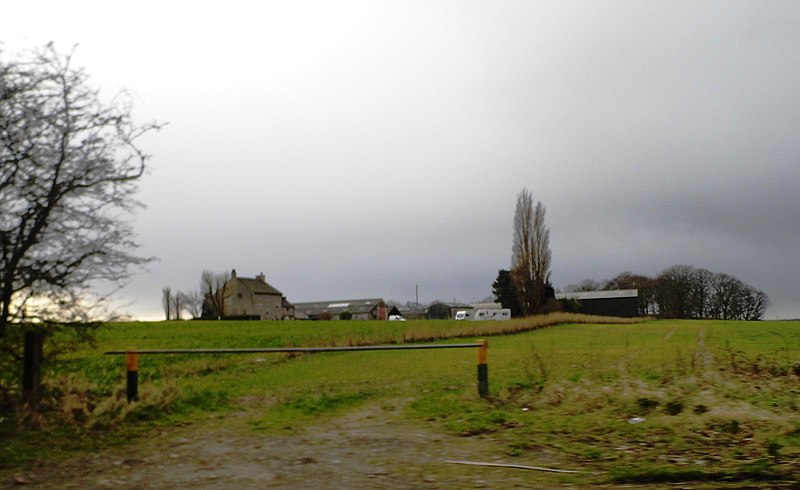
[[2, 316, 799, 485]]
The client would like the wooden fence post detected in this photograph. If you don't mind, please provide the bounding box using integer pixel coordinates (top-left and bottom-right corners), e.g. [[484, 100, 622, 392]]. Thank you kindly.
[[23, 331, 44, 405], [126, 351, 139, 402], [477, 339, 489, 398]]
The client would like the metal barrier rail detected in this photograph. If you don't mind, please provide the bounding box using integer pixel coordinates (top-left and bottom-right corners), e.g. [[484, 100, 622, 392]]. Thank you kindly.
[[106, 340, 489, 402]]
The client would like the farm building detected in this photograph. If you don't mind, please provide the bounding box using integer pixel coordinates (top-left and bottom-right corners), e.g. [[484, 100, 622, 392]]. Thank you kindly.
[[415, 302, 506, 320], [222, 270, 295, 320], [293, 298, 389, 321], [395, 305, 426, 320], [555, 289, 639, 318], [425, 302, 481, 319]]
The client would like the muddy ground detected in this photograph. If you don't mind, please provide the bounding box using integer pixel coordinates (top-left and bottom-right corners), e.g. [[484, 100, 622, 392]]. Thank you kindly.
[[5, 399, 593, 489]]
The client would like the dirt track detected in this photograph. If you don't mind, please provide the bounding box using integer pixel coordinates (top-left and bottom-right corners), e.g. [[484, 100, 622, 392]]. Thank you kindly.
[[8, 399, 582, 489]]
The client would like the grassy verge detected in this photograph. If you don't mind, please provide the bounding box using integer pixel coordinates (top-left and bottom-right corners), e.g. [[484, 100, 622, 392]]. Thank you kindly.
[[406, 320, 800, 484], [2, 317, 799, 486], [1, 314, 625, 471]]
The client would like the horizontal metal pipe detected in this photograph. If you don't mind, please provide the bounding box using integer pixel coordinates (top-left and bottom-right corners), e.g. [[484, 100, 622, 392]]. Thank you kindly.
[[105, 343, 482, 355]]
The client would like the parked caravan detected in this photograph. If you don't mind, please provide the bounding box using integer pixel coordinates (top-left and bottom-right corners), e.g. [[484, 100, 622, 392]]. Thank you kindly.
[[454, 309, 511, 321], [453, 310, 473, 320], [473, 309, 511, 321]]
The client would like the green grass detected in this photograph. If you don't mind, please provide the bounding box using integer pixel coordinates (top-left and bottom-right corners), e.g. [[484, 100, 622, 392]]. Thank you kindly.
[[2, 317, 800, 485], [406, 320, 800, 484]]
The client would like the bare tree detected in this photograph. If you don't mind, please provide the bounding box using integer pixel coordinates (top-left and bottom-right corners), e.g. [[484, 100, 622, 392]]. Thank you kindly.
[[161, 287, 173, 320], [0, 44, 159, 337], [200, 270, 230, 318], [655, 265, 694, 318], [741, 286, 770, 321], [605, 271, 657, 316], [531, 200, 552, 309], [181, 289, 203, 319], [0, 45, 160, 405], [511, 188, 551, 316], [171, 291, 183, 320], [688, 268, 715, 319], [708, 273, 742, 319], [511, 189, 533, 315], [564, 278, 606, 292]]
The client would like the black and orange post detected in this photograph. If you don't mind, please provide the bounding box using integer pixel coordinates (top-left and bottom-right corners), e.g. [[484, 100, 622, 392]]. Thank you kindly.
[[126, 350, 139, 402], [477, 339, 489, 398]]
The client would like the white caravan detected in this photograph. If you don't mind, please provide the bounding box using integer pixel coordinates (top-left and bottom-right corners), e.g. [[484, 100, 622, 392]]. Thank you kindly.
[[453, 310, 473, 320], [454, 308, 511, 321]]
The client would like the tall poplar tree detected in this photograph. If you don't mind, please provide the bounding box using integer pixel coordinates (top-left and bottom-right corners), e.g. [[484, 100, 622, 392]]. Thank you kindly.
[[511, 188, 551, 316]]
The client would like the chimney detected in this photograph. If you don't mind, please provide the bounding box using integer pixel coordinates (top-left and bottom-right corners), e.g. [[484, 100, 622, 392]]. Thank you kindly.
[[231, 269, 237, 279], [256, 272, 265, 283]]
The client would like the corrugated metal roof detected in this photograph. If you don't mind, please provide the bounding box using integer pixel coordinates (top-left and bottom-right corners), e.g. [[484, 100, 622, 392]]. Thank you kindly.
[[555, 289, 638, 300], [293, 298, 384, 315]]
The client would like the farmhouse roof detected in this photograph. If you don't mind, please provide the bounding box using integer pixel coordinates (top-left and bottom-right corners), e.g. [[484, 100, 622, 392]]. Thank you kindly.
[[229, 270, 285, 297], [237, 277, 282, 295]]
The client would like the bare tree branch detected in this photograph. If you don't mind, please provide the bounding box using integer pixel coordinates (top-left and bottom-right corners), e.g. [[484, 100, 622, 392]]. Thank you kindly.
[[0, 43, 161, 337]]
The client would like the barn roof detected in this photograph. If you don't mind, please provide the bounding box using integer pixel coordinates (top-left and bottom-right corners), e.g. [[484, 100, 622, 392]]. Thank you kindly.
[[555, 289, 638, 300], [293, 298, 385, 316]]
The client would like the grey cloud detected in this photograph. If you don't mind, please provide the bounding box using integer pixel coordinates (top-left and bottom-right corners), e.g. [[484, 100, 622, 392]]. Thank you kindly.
[[3, 2, 798, 319]]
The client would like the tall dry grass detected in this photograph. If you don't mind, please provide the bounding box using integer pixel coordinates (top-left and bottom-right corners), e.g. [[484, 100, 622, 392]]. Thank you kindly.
[[312, 312, 647, 347], [429, 312, 646, 339]]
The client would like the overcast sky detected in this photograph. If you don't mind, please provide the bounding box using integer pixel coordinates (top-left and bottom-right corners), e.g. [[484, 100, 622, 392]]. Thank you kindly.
[[3, 1, 799, 319]]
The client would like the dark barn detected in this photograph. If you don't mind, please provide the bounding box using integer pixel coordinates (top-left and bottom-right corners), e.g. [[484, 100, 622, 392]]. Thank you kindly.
[[426, 302, 456, 320], [556, 289, 639, 318]]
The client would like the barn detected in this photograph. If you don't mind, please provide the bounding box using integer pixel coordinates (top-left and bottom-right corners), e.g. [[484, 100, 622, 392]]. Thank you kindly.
[[555, 289, 639, 318], [293, 298, 388, 321]]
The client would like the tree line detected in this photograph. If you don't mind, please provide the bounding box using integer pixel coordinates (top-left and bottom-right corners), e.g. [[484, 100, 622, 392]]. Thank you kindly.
[[493, 190, 769, 321], [563, 265, 770, 320], [162, 270, 230, 320]]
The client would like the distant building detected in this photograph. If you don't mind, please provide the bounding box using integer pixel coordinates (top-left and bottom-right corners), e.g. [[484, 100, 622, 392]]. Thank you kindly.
[[426, 302, 456, 320], [470, 302, 503, 310], [425, 301, 502, 320], [223, 270, 295, 320], [293, 298, 388, 321], [425, 302, 470, 320], [398, 306, 427, 320], [555, 289, 639, 318]]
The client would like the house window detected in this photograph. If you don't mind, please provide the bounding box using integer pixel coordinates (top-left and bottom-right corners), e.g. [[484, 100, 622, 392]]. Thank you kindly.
[[237, 293, 242, 299]]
